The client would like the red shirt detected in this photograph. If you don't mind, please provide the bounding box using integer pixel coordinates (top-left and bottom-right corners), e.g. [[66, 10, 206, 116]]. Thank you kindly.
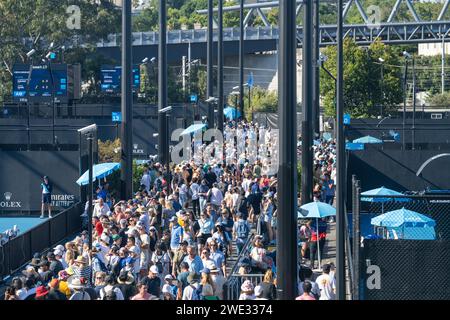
[[95, 221, 103, 236]]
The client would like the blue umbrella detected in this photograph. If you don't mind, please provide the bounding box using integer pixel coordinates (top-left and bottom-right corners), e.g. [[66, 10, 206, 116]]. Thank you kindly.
[[361, 186, 410, 203], [353, 135, 383, 144], [371, 208, 436, 240], [299, 201, 336, 268], [299, 201, 336, 219], [181, 123, 207, 136], [76, 162, 121, 186], [371, 208, 436, 228], [224, 106, 241, 120], [361, 186, 411, 214]]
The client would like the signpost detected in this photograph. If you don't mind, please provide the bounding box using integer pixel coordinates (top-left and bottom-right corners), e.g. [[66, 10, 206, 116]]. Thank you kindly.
[[344, 113, 351, 125], [112, 112, 122, 122]]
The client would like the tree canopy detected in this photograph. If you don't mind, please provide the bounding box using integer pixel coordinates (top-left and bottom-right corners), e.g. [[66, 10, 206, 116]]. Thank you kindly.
[[320, 39, 403, 118], [0, 0, 120, 103]]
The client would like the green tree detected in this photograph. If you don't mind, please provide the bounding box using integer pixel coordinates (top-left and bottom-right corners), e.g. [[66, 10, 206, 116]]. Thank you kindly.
[[427, 92, 450, 108], [320, 39, 403, 117], [227, 86, 278, 121], [0, 0, 120, 102]]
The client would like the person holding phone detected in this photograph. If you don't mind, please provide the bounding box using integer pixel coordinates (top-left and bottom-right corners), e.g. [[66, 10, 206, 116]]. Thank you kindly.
[[40, 176, 53, 219]]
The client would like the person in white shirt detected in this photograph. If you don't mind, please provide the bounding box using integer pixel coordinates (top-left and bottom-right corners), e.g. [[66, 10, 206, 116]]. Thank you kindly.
[[208, 183, 223, 210], [93, 198, 110, 218], [190, 177, 201, 217], [315, 264, 336, 300], [140, 168, 152, 192], [182, 273, 201, 300]]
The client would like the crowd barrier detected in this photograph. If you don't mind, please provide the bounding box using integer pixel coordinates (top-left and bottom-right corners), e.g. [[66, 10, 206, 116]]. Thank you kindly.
[[0, 202, 82, 280]]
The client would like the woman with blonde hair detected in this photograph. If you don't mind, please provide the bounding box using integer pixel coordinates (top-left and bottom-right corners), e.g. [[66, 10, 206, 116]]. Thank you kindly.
[[258, 269, 277, 300], [200, 268, 218, 300]]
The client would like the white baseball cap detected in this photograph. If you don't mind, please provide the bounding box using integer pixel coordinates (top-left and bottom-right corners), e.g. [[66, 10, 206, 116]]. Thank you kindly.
[[149, 265, 159, 274]]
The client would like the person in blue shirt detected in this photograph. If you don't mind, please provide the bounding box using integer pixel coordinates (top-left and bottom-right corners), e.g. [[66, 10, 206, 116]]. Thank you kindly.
[[170, 217, 184, 256], [208, 240, 227, 277], [183, 246, 204, 275]]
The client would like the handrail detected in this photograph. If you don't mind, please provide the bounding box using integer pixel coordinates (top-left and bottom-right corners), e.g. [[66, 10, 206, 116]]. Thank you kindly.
[[226, 232, 255, 282]]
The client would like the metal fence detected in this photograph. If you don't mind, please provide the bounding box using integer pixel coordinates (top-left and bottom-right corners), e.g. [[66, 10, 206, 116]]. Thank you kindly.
[[351, 177, 450, 300], [223, 233, 259, 300], [0, 202, 82, 280]]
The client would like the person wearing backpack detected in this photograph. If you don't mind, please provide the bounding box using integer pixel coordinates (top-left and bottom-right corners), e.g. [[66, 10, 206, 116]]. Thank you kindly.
[[91, 247, 109, 283], [182, 273, 202, 300], [233, 212, 250, 255], [98, 275, 124, 300]]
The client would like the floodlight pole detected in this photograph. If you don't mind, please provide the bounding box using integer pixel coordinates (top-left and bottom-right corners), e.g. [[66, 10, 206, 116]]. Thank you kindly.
[[207, 0, 215, 129], [277, 0, 298, 300], [159, 0, 168, 166], [121, 0, 133, 200], [218, 0, 224, 132], [336, 0, 347, 300], [239, 0, 245, 120]]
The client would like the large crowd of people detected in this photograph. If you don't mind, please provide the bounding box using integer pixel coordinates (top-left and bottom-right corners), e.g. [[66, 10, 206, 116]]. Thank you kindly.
[[3, 120, 338, 301]]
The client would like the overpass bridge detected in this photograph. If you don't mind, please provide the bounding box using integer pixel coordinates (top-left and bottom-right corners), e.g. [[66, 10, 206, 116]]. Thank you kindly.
[[96, 0, 450, 62]]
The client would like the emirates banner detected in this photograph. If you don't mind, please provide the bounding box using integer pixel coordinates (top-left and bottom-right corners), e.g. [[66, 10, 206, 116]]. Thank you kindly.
[[0, 151, 80, 213]]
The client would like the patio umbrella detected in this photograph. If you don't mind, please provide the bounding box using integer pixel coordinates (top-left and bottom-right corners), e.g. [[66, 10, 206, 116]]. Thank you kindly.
[[224, 106, 241, 120], [181, 123, 207, 136], [371, 208, 436, 239], [76, 162, 121, 186], [299, 201, 336, 268], [352, 135, 383, 144], [361, 186, 411, 214]]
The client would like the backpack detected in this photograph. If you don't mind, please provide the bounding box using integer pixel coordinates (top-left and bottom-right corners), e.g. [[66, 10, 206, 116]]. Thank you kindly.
[[191, 284, 203, 301], [95, 256, 109, 273], [155, 255, 164, 274], [236, 220, 249, 239], [101, 287, 117, 300]]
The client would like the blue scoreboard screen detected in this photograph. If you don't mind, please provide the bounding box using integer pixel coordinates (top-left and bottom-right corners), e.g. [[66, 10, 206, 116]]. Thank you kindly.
[[13, 64, 68, 103], [100, 65, 140, 93]]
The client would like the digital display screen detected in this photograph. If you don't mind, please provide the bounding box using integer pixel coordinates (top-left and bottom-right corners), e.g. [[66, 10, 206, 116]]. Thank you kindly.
[[12, 64, 68, 103], [100, 65, 140, 93]]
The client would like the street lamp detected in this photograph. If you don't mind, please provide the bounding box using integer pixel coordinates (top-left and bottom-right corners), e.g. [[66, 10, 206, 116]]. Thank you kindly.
[[230, 90, 240, 114], [158, 106, 172, 167], [77, 124, 98, 251], [378, 57, 385, 117], [141, 57, 157, 104], [402, 51, 411, 150], [205, 97, 218, 128]]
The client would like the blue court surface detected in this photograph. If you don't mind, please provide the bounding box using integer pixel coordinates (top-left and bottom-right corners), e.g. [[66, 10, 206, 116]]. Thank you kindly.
[[0, 217, 48, 235]]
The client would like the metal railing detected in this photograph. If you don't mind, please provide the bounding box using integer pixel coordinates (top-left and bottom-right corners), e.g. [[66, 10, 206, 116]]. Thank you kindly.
[[95, 21, 450, 48], [0, 202, 82, 280], [223, 233, 256, 300]]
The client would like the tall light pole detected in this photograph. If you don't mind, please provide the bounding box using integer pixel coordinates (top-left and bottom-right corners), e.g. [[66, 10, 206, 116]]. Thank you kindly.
[[402, 51, 411, 150], [239, 0, 245, 120], [159, 0, 168, 166], [442, 32, 446, 94], [313, 0, 320, 138], [277, 0, 298, 300], [302, 0, 313, 205], [412, 55, 416, 150], [218, 0, 224, 132], [78, 124, 97, 251], [207, 0, 215, 129], [379, 57, 385, 117], [336, 0, 346, 300], [121, 0, 133, 200]]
